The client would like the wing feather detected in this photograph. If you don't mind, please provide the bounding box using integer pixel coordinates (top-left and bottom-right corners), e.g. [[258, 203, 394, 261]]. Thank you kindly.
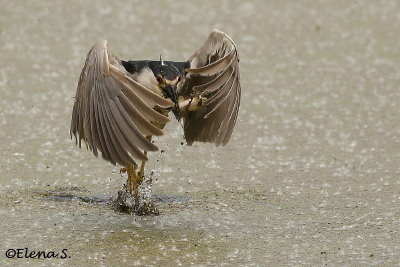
[[70, 40, 173, 166], [179, 30, 241, 146], [118, 93, 164, 136], [107, 100, 148, 161], [204, 75, 238, 118], [93, 89, 113, 163], [104, 104, 144, 162], [186, 49, 235, 76], [192, 57, 236, 93], [97, 81, 133, 164]]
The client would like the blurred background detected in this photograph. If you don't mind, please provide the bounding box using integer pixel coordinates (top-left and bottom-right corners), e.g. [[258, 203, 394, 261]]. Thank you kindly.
[[0, 0, 399, 265]]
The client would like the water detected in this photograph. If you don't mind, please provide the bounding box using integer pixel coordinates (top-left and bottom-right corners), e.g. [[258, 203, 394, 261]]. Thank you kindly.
[[0, 0, 399, 265]]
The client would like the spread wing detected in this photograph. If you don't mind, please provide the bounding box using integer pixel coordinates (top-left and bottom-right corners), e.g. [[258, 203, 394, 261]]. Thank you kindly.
[[70, 40, 173, 166], [179, 29, 241, 146]]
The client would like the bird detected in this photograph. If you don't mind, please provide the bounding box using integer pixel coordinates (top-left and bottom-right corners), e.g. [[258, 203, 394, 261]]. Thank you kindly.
[[70, 29, 241, 213]]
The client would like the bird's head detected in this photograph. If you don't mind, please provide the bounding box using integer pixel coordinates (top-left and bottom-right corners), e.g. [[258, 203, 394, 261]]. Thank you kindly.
[[152, 56, 183, 119]]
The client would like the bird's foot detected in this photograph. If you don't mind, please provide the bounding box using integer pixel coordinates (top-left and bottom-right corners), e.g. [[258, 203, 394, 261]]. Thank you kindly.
[[178, 94, 207, 112], [122, 163, 141, 196]]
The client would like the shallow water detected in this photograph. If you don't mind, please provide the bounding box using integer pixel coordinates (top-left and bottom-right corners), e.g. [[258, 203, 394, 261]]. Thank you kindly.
[[0, 0, 399, 265]]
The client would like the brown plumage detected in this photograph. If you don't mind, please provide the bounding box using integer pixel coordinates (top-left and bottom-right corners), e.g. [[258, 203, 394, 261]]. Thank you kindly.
[[180, 30, 241, 146], [70, 30, 241, 210], [70, 40, 173, 166], [71, 30, 241, 166]]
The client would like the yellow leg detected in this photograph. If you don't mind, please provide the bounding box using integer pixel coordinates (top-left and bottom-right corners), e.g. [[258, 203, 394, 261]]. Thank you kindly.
[[138, 136, 152, 180], [119, 135, 152, 199], [121, 163, 140, 197]]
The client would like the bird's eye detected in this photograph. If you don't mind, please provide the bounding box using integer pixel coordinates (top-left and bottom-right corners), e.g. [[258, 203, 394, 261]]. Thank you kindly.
[[177, 76, 181, 83]]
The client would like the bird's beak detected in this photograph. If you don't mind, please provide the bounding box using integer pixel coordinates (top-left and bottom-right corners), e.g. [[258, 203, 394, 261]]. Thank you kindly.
[[163, 84, 178, 107], [163, 84, 180, 120]]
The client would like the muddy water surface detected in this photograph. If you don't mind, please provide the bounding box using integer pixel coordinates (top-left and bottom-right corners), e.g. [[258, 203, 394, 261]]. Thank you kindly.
[[0, 1, 399, 266]]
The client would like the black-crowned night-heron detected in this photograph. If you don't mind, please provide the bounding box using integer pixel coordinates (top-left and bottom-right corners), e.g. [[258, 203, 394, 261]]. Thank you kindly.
[[70, 29, 241, 214]]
